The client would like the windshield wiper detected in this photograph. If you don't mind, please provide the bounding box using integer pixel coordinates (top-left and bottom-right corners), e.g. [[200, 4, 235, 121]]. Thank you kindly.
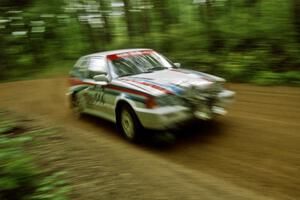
[[147, 66, 166, 72], [119, 67, 166, 77], [118, 73, 136, 77]]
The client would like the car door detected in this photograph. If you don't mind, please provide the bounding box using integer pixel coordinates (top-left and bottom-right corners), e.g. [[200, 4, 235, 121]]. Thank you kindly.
[[83, 57, 113, 120]]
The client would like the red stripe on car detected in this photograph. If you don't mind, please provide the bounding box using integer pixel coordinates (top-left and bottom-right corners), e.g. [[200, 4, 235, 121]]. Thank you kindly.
[[105, 85, 151, 98], [69, 78, 152, 98], [69, 78, 96, 86], [107, 50, 155, 61], [123, 79, 173, 94]]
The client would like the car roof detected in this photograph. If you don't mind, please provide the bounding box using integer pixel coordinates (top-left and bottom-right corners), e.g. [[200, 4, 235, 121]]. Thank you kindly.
[[84, 48, 152, 58]]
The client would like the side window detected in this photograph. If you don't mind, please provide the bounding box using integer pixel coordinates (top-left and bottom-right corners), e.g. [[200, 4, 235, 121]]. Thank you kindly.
[[79, 59, 88, 68], [74, 57, 88, 69], [88, 57, 107, 79], [71, 58, 88, 78], [77, 58, 89, 78]]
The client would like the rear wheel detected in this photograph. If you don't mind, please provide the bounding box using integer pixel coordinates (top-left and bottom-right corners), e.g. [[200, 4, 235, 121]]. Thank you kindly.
[[118, 104, 142, 141], [72, 93, 85, 119]]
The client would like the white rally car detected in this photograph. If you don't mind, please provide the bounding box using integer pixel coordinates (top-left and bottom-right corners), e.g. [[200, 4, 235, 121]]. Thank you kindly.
[[68, 49, 235, 141]]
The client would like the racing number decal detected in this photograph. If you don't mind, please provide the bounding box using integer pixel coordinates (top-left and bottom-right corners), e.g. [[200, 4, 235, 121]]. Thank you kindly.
[[85, 86, 104, 106], [93, 86, 104, 105]]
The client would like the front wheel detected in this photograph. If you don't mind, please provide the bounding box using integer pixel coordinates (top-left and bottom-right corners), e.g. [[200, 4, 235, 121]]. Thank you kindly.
[[118, 105, 142, 141]]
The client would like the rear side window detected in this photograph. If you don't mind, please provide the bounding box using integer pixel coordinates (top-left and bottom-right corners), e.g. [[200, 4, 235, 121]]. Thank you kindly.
[[71, 57, 89, 78], [75, 58, 88, 69]]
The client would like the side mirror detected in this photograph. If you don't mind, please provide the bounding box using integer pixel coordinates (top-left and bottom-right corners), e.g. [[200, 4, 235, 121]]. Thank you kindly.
[[93, 74, 108, 85], [174, 63, 181, 68]]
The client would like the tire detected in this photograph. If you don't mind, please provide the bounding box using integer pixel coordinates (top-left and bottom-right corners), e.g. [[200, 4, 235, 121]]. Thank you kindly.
[[117, 104, 142, 142], [72, 93, 85, 119]]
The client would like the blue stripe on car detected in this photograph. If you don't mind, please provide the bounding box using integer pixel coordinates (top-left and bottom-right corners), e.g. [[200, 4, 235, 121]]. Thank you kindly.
[[131, 78, 184, 95]]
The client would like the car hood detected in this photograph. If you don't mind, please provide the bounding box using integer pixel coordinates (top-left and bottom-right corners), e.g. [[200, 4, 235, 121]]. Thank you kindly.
[[116, 68, 224, 96]]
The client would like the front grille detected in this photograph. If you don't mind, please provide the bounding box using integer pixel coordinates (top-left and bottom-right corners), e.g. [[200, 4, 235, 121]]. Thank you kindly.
[[201, 82, 222, 94], [182, 82, 222, 107]]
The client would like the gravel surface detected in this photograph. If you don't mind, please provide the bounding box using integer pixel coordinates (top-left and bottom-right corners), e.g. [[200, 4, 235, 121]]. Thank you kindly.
[[0, 78, 299, 200]]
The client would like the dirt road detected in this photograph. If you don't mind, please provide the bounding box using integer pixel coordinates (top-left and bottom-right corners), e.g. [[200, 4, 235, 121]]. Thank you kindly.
[[0, 78, 299, 200]]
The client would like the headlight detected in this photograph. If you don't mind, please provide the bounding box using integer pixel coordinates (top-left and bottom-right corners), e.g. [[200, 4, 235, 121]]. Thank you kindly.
[[155, 94, 186, 107]]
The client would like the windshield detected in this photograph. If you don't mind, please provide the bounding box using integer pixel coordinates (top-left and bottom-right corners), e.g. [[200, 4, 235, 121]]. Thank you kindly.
[[108, 50, 174, 77]]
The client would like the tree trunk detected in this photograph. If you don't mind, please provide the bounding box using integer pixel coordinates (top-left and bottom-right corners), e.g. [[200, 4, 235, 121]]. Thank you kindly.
[[99, 0, 113, 45], [123, 0, 135, 39], [293, 0, 300, 43]]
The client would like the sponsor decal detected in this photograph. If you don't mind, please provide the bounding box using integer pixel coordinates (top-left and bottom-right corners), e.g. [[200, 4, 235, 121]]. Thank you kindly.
[[105, 84, 151, 98], [69, 78, 147, 96], [138, 79, 184, 95], [122, 78, 173, 94], [69, 78, 151, 104], [122, 78, 185, 95], [107, 50, 155, 61]]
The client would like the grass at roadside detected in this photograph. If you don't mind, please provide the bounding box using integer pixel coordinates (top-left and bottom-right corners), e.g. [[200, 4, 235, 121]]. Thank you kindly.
[[0, 60, 73, 83], [0, 111, 71, 200], [29, 60, 73, 80]]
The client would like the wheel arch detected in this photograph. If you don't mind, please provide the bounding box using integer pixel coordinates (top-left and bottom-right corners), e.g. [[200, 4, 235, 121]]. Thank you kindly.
[[115, 99, 143, 141], [115, 98, 141, 127], [69, 85, 89, 107], [115, 100, 133, 120]]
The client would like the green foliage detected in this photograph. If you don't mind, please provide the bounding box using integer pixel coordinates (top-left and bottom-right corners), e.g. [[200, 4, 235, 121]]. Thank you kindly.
[[251, 71, 300, 85], [0, 0, 299, 85], [0, 118, 70, 200], [0, 136, 37, 200]]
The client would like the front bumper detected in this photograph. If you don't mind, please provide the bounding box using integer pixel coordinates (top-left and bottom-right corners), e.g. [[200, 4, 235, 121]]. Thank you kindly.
[[217, 89, 235, 105], [135, 89, 235, 130], [194, 89, 235, 120], [135, 106, 193, 130]]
